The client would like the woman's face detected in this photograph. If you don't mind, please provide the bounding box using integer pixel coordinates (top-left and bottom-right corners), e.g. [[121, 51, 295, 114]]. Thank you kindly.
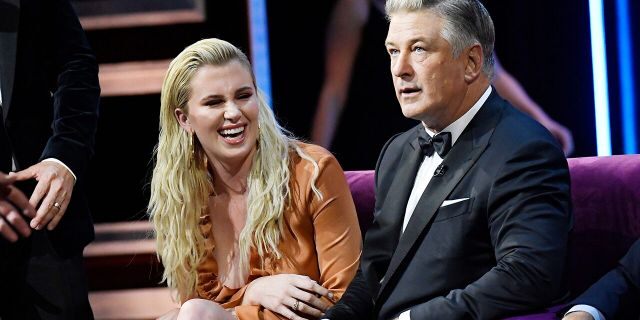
[[176, 61, 260, 167]]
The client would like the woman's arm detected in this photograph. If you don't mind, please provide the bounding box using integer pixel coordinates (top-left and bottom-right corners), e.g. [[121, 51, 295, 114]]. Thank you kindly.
[[235, 151, 362, 320], [492, 59, 574, 155], [310, 154, 363, 300], [312, 0, 370, 148]]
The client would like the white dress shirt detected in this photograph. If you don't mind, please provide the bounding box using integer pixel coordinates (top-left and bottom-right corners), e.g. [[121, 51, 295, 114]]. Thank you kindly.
[[399, 86, 492, 319]]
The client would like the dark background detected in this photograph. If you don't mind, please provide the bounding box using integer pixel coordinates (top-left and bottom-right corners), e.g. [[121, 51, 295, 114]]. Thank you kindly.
[[79, 0, 637, 222]]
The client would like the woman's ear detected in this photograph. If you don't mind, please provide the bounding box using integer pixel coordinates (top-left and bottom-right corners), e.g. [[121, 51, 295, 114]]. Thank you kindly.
[[464, 44, 484, 83], [175, 108, 191, 131]]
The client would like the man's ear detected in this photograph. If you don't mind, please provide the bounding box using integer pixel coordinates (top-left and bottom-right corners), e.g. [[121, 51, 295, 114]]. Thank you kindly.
[[175, 108, 191, 131], [464, 44, 484, 83]]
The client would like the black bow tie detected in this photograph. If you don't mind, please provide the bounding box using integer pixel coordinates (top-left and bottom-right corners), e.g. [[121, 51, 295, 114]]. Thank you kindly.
[[417, 128, 452, 158]]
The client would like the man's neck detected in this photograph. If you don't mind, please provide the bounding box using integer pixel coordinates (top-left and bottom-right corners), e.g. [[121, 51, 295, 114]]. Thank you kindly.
[[424, 79, 491, 132]]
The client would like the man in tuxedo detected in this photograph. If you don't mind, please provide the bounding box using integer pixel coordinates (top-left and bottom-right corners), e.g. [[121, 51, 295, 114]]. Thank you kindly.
[[563, 239, 640, 320], [323, 0, 572, 319], [0, 0, 99, 318]]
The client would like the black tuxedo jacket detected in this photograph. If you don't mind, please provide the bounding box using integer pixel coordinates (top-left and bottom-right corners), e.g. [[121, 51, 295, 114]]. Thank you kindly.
[[568, 239, 640, 319], [0, 0, 99, 256], [326, 90, 572, 319]]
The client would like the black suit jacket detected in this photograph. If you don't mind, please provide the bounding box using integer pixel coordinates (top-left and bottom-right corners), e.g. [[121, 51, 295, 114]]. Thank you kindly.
[[0, 0, 99, 256], [326, 89, 572, 319], [568, 239, 640, 320]]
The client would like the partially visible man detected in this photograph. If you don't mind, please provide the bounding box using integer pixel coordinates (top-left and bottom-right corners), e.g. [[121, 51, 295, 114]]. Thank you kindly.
[[0, 171, 36, 242], [562, 239, 640, 320], [323, 0, 572, 319], [0, 0, 99, 318]]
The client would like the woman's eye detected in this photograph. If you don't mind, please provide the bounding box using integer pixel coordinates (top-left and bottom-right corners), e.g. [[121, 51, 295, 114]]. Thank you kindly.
[[206, 100, 223, 106], [237, 93, 252, 100]]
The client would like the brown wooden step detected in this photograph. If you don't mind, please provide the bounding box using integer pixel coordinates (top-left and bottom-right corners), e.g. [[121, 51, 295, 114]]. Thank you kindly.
[[98, 60, 170, 97], [84, 221, 163, 290], [89, 287, 179, 320]]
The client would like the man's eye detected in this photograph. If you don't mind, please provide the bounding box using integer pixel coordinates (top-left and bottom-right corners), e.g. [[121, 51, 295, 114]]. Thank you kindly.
[[388, 48, 399, 56], [414, 47, 425, 53]]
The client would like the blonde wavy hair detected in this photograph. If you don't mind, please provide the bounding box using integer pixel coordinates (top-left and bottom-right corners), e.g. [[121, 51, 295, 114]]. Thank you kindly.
[[148, 38, 322, 301]]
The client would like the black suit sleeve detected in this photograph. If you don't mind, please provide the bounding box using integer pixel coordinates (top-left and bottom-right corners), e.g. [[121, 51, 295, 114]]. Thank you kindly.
[[324, 133, 403, 320], [568, 239, 640, 320], [40, 0, 100, 180], [410, 139, 572, 319], [323, 268, 374, 319]]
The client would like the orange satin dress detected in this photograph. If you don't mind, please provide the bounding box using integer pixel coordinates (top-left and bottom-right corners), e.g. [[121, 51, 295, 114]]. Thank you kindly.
[[195, 143, 362, 319]]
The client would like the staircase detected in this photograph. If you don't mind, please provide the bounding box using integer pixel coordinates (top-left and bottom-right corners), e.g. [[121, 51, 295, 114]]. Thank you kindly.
[[85, 221, 177, 319], [73, 1, 249, 318]]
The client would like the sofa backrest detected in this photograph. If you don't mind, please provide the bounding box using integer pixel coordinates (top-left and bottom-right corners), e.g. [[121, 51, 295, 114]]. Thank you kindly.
[[344, 154, 640, 298], [565, 155, 640, 296]]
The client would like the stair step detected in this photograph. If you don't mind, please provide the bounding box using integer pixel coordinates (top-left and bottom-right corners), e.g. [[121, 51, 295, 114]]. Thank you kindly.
[[84, 221, 163, 290], [80, 10, 205, 31], [89, 287, 179, 320], [99, 60, 170, 97], [74, 0, 205, 30]]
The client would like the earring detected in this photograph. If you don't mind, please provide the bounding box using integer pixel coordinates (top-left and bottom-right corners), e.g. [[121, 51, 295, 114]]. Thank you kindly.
[[188, 131, 196, 168], [256, 123, 261, 147], [189, 131, 195, 159]]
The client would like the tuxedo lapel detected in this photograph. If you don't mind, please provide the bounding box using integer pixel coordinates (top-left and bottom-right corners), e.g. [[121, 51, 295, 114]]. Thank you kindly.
[[377, 129, 424, 236], [364, 127, 424, 285], [0, 0, 20, 120], [377, 92, 503, 300]]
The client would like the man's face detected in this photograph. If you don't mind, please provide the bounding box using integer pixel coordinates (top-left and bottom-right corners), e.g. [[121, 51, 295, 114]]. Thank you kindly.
[[385, 9, 469, 129]]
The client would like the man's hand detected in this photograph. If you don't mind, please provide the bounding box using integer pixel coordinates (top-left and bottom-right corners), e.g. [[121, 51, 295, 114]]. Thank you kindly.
[[10, 161, 75, 231], [0, 172, 36, 241], [563, 311, 595, 320]]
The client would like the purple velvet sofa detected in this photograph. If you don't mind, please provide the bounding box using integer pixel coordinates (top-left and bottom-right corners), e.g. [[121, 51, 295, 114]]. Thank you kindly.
[[344, 154, 640, 319]]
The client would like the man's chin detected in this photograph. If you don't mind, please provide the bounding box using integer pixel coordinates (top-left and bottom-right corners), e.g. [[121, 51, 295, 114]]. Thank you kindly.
[[400, 106, 426, 121]]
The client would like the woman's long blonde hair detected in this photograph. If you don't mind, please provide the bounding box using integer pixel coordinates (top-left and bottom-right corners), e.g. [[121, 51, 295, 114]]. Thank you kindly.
[[148, 38, 321, 301]]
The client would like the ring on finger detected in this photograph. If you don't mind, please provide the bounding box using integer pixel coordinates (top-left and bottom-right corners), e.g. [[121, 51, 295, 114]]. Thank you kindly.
[[52, 202, 61, 210], [292, 299, 300, 311]]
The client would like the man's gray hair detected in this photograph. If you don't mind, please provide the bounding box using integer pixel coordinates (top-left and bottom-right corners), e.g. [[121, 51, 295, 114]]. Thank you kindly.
[[386, 0, 495, 78]]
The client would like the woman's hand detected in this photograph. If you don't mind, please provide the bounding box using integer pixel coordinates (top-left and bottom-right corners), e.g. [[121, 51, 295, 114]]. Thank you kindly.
[[243, 274, 334, 320], [539, 117, 574, 156]]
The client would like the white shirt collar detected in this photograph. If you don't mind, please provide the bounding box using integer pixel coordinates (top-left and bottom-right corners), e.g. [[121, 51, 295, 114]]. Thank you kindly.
[[424, 86, 492, 145]]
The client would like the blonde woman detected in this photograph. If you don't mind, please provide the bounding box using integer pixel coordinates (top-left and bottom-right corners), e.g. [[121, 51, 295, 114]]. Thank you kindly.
[[149, 38, 361, 320]]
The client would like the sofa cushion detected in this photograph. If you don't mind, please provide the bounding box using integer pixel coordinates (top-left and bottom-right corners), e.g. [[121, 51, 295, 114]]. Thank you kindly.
[[344, 170, 375, 234]]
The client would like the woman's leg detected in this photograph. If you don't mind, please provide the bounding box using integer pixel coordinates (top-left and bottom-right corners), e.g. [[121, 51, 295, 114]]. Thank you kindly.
[[177, 299, 235, 320]]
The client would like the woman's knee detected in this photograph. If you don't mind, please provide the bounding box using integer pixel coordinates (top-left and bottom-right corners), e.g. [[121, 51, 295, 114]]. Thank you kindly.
[[177, 299, 225, 320]]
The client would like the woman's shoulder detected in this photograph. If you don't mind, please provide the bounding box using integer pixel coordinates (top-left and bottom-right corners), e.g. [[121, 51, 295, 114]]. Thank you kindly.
[[292, 141, 337, 164], [290, 141, 344, 178]]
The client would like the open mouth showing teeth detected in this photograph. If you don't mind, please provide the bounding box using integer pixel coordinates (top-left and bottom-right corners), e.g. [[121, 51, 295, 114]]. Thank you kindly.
[[219, 126, 245, 138]]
